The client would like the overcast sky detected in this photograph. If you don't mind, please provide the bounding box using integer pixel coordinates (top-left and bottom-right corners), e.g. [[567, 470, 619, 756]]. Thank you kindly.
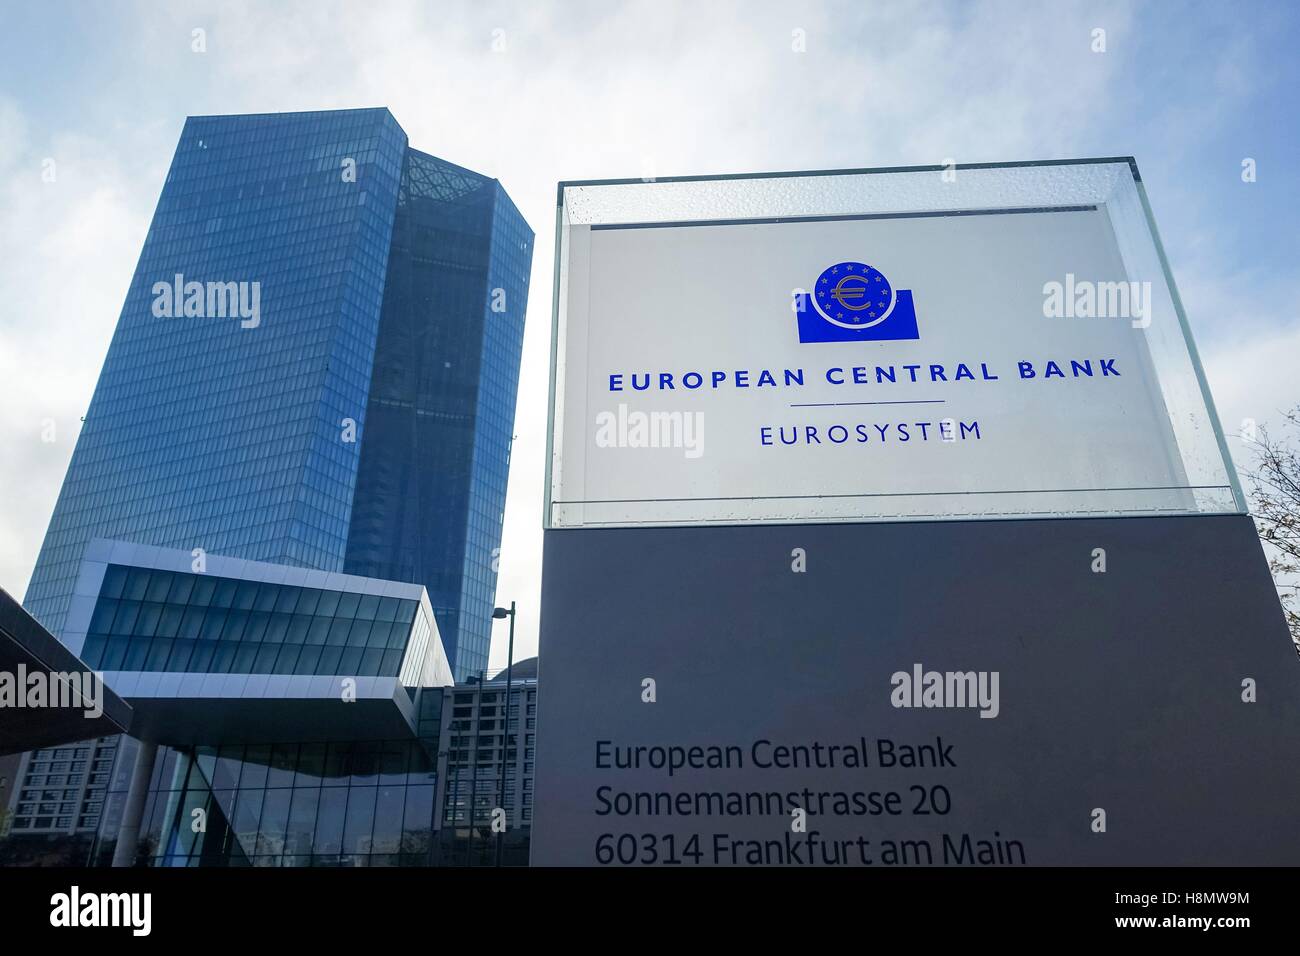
[[0, 0, 1297, 669]]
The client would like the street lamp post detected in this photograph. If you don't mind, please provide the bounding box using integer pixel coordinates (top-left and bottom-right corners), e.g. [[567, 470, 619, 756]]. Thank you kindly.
[[492, 601, 516, 867]]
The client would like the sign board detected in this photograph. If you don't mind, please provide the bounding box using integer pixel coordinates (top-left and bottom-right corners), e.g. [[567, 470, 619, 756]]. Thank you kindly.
[[547, 161, 1240, 527], [532, 514, 1300, 867], [534, 162, 1297, 869]]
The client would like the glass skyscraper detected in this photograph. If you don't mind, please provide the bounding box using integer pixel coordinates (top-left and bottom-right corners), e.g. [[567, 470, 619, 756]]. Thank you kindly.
[[24, 108, 531, 679], [8, 108, 531, 856], [343, 147, 532, 678]]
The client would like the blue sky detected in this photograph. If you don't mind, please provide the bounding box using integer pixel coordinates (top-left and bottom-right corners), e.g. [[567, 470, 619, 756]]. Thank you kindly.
[[1, 0, 1297, 665]]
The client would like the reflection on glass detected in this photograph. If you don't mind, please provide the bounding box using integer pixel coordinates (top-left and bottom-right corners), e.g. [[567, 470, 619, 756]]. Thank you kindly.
[[343, 786, 377, 854], [313, 787, 348, 855]]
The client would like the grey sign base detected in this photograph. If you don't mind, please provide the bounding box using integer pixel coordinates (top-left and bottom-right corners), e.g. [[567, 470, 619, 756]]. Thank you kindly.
[[532, 514, 1300, 866]]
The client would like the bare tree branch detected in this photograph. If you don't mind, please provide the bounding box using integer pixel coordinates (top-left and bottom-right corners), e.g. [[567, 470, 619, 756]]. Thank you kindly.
[[1245, 406, 1300, 653]]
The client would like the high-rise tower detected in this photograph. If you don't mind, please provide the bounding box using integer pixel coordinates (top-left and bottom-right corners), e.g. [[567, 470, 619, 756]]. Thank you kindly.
[[8, 109, 530, 853], [24, 108, 531, 678]]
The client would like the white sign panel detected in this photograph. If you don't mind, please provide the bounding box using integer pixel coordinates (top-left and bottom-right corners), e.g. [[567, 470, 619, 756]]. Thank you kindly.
[[547, 165, 1239, 527]]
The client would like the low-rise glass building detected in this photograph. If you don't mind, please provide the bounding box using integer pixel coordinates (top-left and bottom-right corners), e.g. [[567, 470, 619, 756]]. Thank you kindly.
[[61, 540, 453, 867]]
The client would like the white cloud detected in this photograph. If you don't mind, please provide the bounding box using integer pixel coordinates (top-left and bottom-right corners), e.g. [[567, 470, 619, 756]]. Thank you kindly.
[[0, 96, 160, 606], [1201, 321, 1300, 476]]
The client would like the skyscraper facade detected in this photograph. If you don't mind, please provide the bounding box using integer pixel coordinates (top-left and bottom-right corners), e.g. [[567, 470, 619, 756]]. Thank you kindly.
[[343, 147, 532, 678], [24, 108, 531, 678], [7, 108, 531, 855]]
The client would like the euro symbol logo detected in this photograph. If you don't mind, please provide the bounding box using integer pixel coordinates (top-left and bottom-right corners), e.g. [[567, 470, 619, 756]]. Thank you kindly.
[[793, 260, 920, 343], [830, 275, 871, 312]]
